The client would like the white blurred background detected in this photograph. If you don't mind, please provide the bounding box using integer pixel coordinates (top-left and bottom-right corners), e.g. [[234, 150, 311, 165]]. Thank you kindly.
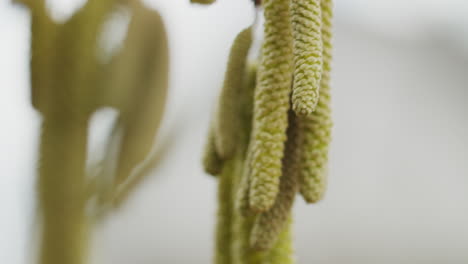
[[1, 0, 468, 263]]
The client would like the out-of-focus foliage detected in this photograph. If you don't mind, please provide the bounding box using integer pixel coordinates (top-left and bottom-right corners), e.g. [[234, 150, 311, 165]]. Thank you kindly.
[[190, 0, 217, 5], [15, 0, 169, 264]]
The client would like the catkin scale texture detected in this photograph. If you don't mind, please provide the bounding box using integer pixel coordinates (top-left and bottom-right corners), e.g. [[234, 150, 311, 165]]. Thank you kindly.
[[236, 64, 258, 217], [247, 0, 294, 212], [298, 0, 333, 203], [291, 0, 323, 116], [250, 113, 302, 250]]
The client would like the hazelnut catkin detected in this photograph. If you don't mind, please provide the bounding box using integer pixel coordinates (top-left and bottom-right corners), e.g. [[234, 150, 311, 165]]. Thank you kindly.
[[215, 27, 253, 160], [298, 0, 333, 204], [250, 113, 302, 250], [291, 0, 323, 116], [247, 0, 294, 213]]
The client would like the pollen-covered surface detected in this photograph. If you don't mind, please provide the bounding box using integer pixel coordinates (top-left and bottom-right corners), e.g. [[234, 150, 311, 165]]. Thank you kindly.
[[291, 0, 323, 116], [298, 0, 333, 204], [216, 27, 253, 160], [247, 0, 294, 213]]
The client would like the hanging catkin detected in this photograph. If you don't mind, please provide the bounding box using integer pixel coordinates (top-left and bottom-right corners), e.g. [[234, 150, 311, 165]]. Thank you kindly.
[[291, 0, 323, 116], [202, 27, 253, 175], [298, 0, 333, 203], [247, 0, 294, 213], [215, 157, 238, 264], [236, 64, 257, 217], [215, 27, 253, 159], [250, 112, 302, 250], [210, 27, 254, 264], [230, 64, 260, 264]]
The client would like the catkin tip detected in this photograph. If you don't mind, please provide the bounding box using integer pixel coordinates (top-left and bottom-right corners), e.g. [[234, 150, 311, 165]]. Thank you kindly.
[[291, 0, 323, 117], [248, 178, 280, 213], [299, 177, 327, 204], [292, 100, 316, 116], [202, 126, 224, 176]]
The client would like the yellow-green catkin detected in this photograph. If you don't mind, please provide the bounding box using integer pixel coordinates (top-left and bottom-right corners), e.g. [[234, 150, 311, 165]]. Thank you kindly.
[[236, 63, 257, 217], [203, 26, 252, 173], [250, 113, 302, 251], [232, 216, 294, 264], [228, 64, 295, 264], [236, 168, 252, 217], [215, 157, 238, 264], [216, 63, 257, 264], [215, 27, 253, 159], [247, 0, 294, 213], [212, 46, 299, 264], [230, 65, 264, 264], [298, 0, 333, 203], [291, 0, 323, 116]]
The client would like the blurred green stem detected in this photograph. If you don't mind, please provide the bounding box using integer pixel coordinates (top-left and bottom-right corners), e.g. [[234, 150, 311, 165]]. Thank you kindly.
[[38, 115, 89, 264]]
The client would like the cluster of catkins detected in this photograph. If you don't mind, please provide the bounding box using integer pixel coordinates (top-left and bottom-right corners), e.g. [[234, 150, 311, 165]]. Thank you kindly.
[[200, 0, 333, 263]]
